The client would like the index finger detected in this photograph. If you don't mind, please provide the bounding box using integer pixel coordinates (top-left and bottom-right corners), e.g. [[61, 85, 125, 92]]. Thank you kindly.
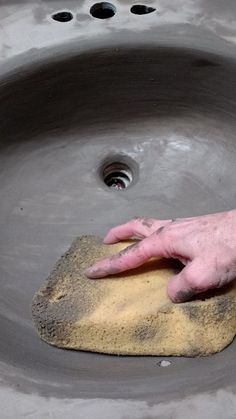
[[86, 231, 167, 278]]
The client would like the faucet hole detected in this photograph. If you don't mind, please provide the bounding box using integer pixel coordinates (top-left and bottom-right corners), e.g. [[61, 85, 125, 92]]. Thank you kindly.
[[130, 5, 156, 15], [52, 11, 73, 22], [90, 2, 116, 19]]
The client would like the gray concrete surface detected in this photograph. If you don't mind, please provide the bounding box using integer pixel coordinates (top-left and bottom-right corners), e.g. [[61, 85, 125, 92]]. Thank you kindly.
[[1, 1, 236, 417]]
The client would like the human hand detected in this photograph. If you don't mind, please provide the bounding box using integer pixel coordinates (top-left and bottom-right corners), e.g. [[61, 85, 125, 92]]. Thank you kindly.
[[86, 211, 236, 302]]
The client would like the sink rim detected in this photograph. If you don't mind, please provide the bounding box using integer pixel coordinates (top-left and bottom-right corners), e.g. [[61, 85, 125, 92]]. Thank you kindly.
[[1, 6, 236, 417]]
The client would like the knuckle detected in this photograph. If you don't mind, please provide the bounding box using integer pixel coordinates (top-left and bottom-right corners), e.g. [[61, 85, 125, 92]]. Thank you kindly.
[[161, 223, 177, 238], [152, 228, 175, 258], [161, 228, 172, 240], [131, 217, 142, 227], [133, 216, 146, 225], [159, 227, 175, 246], [139, 240, 152, 259]]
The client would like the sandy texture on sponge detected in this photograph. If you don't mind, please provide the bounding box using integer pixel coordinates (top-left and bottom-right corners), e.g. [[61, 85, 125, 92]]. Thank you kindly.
[[32, 236, 236, 356]]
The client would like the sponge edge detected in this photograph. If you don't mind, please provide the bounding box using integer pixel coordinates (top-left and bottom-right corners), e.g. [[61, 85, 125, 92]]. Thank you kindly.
[[32, 235, 236, 356]]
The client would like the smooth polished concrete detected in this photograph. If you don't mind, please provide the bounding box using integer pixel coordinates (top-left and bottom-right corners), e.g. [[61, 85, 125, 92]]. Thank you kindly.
[[1, 1, 236, 418]]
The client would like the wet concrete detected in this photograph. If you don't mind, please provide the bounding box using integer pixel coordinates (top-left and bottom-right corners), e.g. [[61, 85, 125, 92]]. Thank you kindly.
[[1, 1, 236, 418]]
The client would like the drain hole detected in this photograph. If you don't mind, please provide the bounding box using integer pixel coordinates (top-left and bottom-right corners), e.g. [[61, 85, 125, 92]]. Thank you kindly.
[[90, 2, 116, 19], [52, 11, 73, 22], [130, 5, 156, 15], [103, 163, 133, 190]]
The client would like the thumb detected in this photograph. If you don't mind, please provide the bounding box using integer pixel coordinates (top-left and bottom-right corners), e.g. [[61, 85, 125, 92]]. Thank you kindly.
[[167, 260, 210, 303]]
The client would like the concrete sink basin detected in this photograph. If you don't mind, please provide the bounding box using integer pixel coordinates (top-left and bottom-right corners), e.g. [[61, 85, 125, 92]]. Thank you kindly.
[[1, 1, 236, 417]]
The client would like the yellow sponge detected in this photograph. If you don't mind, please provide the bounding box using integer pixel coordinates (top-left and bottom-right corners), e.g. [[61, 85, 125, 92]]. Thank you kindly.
[[32, 236, 236, 356]]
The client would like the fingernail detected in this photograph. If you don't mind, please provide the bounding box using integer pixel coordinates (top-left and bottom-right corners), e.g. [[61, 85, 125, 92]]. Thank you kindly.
[[103, 233, 111, 244], [85, 265, 107, 278], [85, 267, 97, 278]]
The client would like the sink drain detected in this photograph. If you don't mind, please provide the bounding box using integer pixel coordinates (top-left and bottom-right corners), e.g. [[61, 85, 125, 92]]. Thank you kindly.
[[99, 155, 138, 190], [103, 162, 133, 189]]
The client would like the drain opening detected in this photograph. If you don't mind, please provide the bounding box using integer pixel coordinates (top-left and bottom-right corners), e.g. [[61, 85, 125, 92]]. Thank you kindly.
[[90, 2, 116, 19], [103, 163, 133, 190], [130, 5, 156, 15], [52, 11, 73, 22]]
